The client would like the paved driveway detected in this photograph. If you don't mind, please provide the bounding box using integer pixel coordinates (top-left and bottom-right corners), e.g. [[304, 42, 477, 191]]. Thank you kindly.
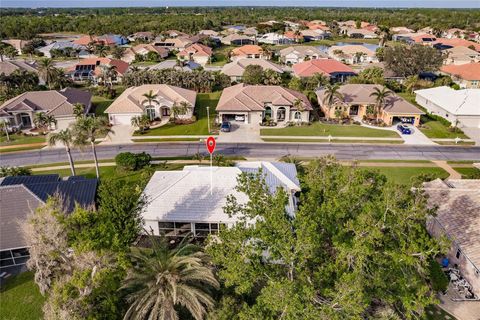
[[216, 122, 262, 143], [398, 125, 437, 145], [461, 127, 480, 146], [100, 125, 133, 144]]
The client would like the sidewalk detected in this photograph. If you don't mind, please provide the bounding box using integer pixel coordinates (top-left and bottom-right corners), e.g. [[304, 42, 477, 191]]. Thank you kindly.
[[260, 135, 403, 141], [431, 161, 462, 179]]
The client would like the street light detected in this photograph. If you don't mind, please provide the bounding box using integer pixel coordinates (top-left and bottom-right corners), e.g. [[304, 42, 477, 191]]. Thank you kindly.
[[206, 106, 210, 134]]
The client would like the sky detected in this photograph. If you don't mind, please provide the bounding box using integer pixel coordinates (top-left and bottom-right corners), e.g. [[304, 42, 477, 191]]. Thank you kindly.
[[2, 0, 480, 8]]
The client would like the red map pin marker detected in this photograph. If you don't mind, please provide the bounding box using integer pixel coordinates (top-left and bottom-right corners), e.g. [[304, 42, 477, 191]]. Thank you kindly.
[[206, 136, 216, 154]]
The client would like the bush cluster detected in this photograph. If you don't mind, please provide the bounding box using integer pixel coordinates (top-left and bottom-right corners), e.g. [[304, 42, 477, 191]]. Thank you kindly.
[[115, 152, 152, 171]]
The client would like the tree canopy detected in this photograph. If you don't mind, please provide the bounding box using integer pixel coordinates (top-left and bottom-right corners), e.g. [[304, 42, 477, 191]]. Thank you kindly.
[[207, 157, 446, 319], [384, 44, 445, 77]]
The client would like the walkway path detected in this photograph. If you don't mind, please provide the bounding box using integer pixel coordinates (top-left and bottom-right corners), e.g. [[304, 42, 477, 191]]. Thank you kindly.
[[100, 125, 133, 145], [431, 160, 462, 179], [360, 122, 437, 145]]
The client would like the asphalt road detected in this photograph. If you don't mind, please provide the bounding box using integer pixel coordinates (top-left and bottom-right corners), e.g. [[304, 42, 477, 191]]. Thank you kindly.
[[2, 143, 480, 167]]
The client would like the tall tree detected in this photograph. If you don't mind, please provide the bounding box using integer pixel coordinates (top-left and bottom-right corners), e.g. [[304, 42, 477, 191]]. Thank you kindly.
[[369, 86, 393, 120], [37, 58, 58, 89], [121, 238, 219, 320], [141, 90, 159, 120], [207, 158, 445, 319], [384, 44, 445, 77], [242, 64, 264, 85], [73, 103, 85, 118], [321, 83, 343, 120], [72, 116, 112, 179], [48, 129, 76, 176]]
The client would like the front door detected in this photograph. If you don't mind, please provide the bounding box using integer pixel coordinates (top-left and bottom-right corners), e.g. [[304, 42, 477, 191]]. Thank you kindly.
[[161, 107, 171, 117], [20, 114, 32, 128], [146, 107, 156, 120], [349, 105, 359, 116]]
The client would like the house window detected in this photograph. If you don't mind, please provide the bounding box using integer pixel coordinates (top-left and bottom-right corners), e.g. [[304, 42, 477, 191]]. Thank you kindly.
[[277, 107, 286, 121], [456, 249, 461, 259], [146, 107, 156, 120], [294, 111, 302, 120]]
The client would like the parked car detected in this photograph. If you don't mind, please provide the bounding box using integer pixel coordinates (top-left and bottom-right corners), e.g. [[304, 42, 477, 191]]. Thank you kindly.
[[221, 121, 231, 132], [397, 124, 412, 135]]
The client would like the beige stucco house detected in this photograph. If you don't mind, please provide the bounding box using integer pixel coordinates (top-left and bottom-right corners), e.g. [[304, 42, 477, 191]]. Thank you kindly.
[[316, 84, 424, 126], [104, 84, 197, 125], [216, 84, 312, 125]]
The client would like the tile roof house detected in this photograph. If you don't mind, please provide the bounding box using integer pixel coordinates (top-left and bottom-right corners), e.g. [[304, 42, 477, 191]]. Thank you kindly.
[[327, 45, 378, 64], [433, 38, 480, 52], [198, 30, 219, 37], [177, 43, 213, 66], [317, 84, 424, 126], [148, 60, 201, 72], [292, 59, 356, 82], [231, 45, 266, 61], [68, 57, 129, 83], [127, 31, 155, 42], [443, 46, 480, 65], [0, 60, 39, 77], [105, 84, 197, 125], [220, 34, 254, 46], [279, 46, 328, 64], [0, 88, 92, 130], [141, 162, 301, 237], [37, 41, 89, 58], [423, 179, 480, 297], [122, 44, 169, 63], [1, 39, 31, 55], [221, 58, 283, 82], [152, 37, 193, 51], [0, 175, 97, 269], [216, 83, 312, 124], [343, 28, 378, 39], [300, 29, 331, 41], [415, 86, 480, 128], [439, 62, 480, 88], [258, 32, 294, 45]]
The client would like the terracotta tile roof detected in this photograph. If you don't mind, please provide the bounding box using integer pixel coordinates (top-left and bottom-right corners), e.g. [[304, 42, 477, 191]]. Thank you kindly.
[[279, 46, 327, 59], [0, 60, 38, 76], [231, 45, 263, 56], [440, 62, 480, 80], [423, 179, 480, 269], [131, 44, 169, 56], [293, 59, 355, 77], [216, 83, 312, 112], [328, 44, 375, 57], [434, 38, 480, 51], [178, 43, 213, 58], [105, 84, 197, 114], [284, 31, 303, 40]]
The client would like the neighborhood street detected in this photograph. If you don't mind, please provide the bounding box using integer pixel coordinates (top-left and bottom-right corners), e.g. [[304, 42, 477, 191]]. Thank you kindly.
[[1, 143, 480, 167]]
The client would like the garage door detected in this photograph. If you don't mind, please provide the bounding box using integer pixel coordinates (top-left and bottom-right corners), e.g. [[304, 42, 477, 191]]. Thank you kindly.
[[112, 115, 134, 125]]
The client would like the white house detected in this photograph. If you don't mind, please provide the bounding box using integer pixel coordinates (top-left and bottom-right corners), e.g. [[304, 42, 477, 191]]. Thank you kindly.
[[141, 162, 301, 237], [257, 33, 293, 45], [279, 46, 328, 64], [104, 84, 197, 125], [328, 45, 378, 64], [415, 86, 480, 128]]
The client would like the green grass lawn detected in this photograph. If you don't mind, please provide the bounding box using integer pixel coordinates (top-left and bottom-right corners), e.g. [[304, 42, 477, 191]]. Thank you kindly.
[[137, 92, 221, 136], [424, 305, 457, 320], [0, 134, 46, 146], [132, 138, 202, 142], [452, 167, 480, 179], [396, 92, 469, 139], [261, 122, 400, 138], [0, 271, 45, 320], [363, 167, 449, 185], [262, 138, 403, 144], [207, 45, 234, 67], [91, 95, 114, 116]]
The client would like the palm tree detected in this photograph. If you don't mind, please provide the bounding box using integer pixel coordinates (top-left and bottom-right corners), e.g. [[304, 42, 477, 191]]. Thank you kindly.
[[73, 103, 85, 119], [112, 46, 126, 60], [322, 84, 343, 120], [95, 45, 109, 58], [369, 86, 393, 120], [121, 238, 219, 320], [312, 72, 329, 88], [292, 98, 305, 112], [37, 58, 57, 89], [72, 116, 112, 179], [33, 112, 53, 133], [48, 129, 76, 176], [0, 119, 10, 142], [172, 101, 191, 119], [99, 64, 117, 88], [141, 90, 159, 121], [131, 114, 150, 133]]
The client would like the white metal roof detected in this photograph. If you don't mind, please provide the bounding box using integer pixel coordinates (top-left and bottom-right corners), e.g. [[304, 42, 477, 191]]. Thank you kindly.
[[415, 86, 480, 116], [141, 162, 300, 224]]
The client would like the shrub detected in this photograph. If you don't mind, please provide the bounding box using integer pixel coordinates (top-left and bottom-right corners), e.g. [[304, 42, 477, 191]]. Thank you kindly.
[[115, 152, 152, 171], [428, 259, 449, 292], [0, 166, 32, 177]]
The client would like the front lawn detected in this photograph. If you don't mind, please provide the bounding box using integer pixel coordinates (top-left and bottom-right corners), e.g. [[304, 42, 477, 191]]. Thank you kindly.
[[452, 167, 480, 179], [363, 166, 449, 185], [137, 92, 221, 136], [0, 134, 46, 146], [207, 45, 234, 67], [91, 95, 114, 116], [262, 138, 403, 144], [261, 122, 400, 138], [0, 271, 45, 320]]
